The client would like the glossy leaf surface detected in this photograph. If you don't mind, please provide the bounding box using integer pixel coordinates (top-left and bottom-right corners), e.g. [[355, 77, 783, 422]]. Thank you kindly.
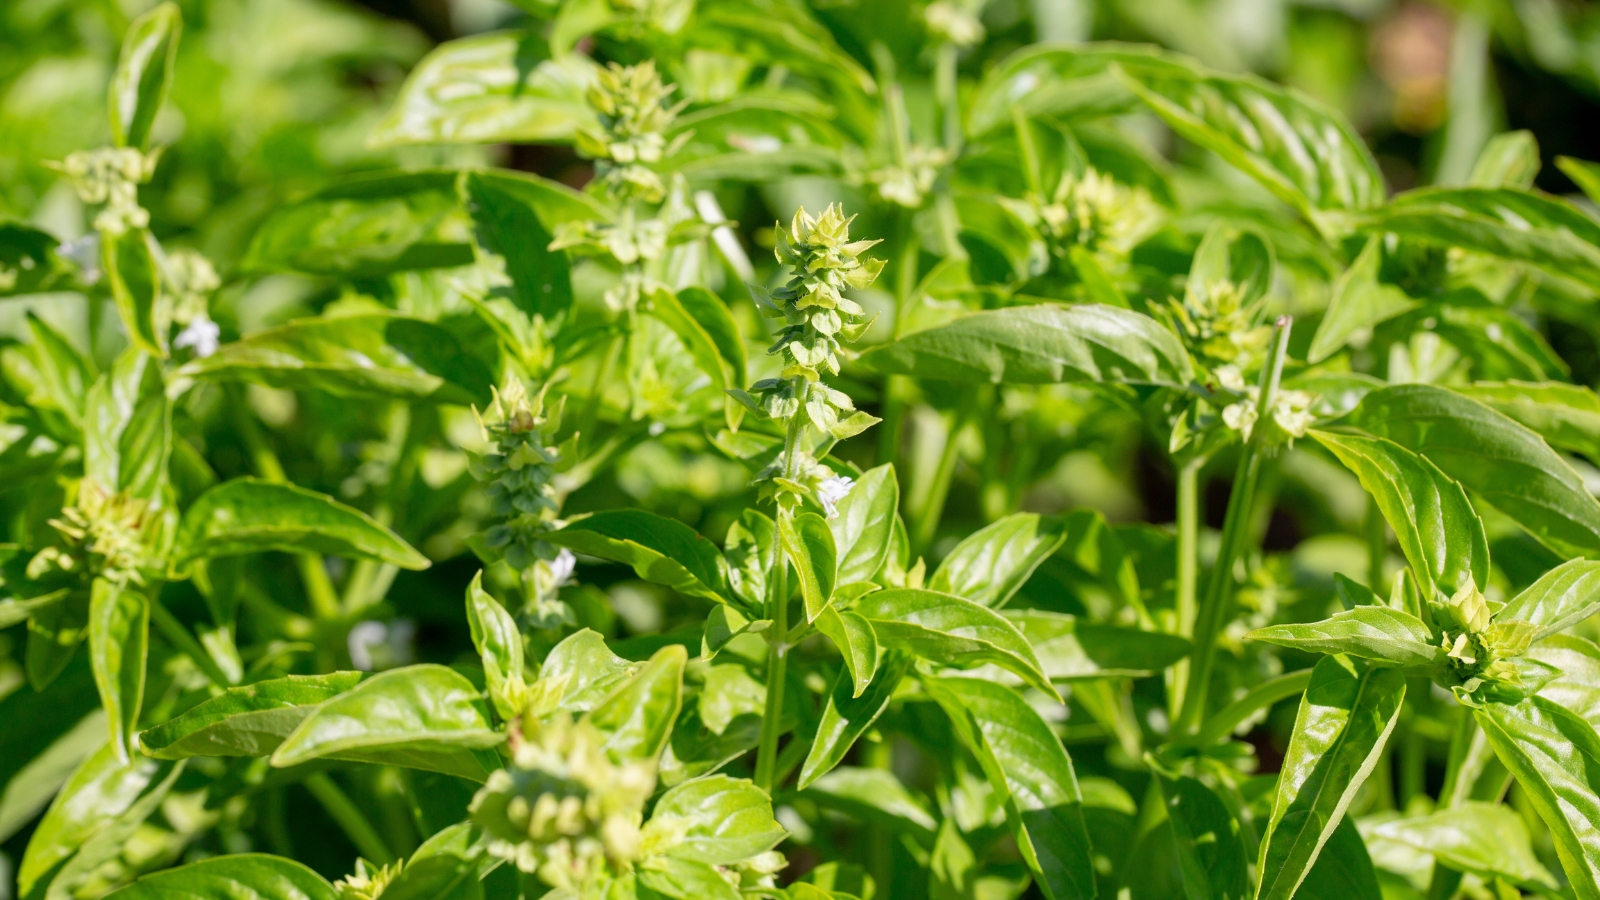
[[175, 478, 428, 571]]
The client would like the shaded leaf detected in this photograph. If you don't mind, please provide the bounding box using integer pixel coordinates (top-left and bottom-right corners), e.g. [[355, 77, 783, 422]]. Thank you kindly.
[[1154, 769, 1249, 900], [1005, 610, 1191, 680], [174, 478, 428, 572], [271, 664, 501, 780], [462, 170, 577, 321], [1367, 801, 1557, 890], [139, 672, 364, 759], [1347, 383, 1600, 559], [546, 510, 729, 605], [1307, 237, 1416, 364], [860, 304, 1194, 387], [1256, 655, 1405, 900], [804, 766, 937, 840], [812, 606, 878, 697], [798, 652, 911, 790]]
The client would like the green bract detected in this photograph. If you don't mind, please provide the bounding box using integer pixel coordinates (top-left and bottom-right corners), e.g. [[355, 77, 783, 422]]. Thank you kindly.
[[6, 3, 1600, 900]]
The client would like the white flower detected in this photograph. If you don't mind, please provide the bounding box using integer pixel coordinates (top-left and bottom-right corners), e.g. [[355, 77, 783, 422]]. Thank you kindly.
[[816, 475, 855, 519], [549, 548, 577, 587], [174, 316, 221, 357], [58, 234, 102, 284]]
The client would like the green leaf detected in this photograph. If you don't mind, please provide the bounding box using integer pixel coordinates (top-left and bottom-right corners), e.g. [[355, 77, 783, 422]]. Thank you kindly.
[[967, 43, 1177, 135], [271, 664, 501, 780], [538, 628, 638, 712], [830, 464, 898, 585], [379, 823, 487, 900], [545, 510, 729, 605], [34, 752, 184, 900], [1256, 655, 1405, 900], [676, 287, 746, 389], [855, 588, 1057, 699], [1366, 801, 1557, 890], [0, 220, 70, 297], [102, 228, 165, 357], [88, 579, 148, 763], [139, 672, 364, 759], [1468, 130, 1540, 188], [648, 286, 740, 429], [1246, 607, 1441, 668], [1115, 57, 1384, 224], [1153, 769, 1249, 900], [174, 478, 428, 572], [588, 644, 686, 762], [812, 606, 878, 697], [0, 710, 103, 844], [652, 774, 785, 865], [1346, 383, 1600, 559], [1186, 222, 1275, 312], [1346, 187, 1600, 290], [697, 664, 765, 737], [1498, 558, 1600, 640], [798, 653, 911, 790], [177, 313, 493, 406], [1557, 156, 1600, 204], [929, 512, 1068, 607], [924, 676, 1095, 900], [637, 856, 742, 900], [462, 170, 577, 321], [27, 591, 90, 691], [803, 766, 937, 840], [1307, 237, 1416, 364], [1477, 697, 1600, 898], [369, 32, 597, 147], [242, 170, 475, 278], [1531, 634, 1600, 728], [1290, 818, 1382, 900], [1005, 610, 1191, 680], [782, 511, 837, 622], [99, 854, 337, 900], [1311, 430, 1488, 600], [465, 571, 525, 720], [108, 2, 180, 150], [1455, 381, 1600, 462], [859, 304, 1194, 387], [24, 312, 93, 430], [18, 744, 177, 897], [84, 348, 169, 501]]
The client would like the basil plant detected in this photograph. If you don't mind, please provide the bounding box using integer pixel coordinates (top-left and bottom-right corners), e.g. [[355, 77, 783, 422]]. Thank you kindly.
[[8, 3, 1600, 900]]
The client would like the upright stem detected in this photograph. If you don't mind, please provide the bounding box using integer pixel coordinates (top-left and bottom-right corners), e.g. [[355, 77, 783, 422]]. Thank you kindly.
[[1178, 318, 1292, 733], [228, 386, 341, 621], [1168, 455, 1204, 718], [1366, 494, 1388, 593], [755, 382, 806, 793], [304, 772, 394, 865], [912, 400, 968, 556]]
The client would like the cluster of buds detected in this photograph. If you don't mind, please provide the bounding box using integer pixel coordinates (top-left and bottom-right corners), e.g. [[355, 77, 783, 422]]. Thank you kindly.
[[471, 715, 658, 892], [1430, 582, 1544, 707], [28, 480, 159, 586], [734, 206, 881, 514], [49, 147, 158, 235], [165, 248, 222, 357], [1008, 167, 1161, 263], [867, 144, 953, 208], [471, 380, 578, 623], [1214, 366, 1315, 448], [574, 61, 688, 205], [925, 1, 985, 46], [333, 860, 402, 900], [1166, 278, 1272, 371]]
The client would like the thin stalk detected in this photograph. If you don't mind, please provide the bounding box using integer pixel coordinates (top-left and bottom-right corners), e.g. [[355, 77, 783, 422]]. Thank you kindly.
[[1366, 494, 1388, 593], [149, 597, 234, 686], [577, 331, 623, 454], [227, 386, 340, 621], [1013, 105, 1043, 197], [865, 739, 893, 889], [755, 384, 806, 792], [1168, 455, 1204, 718], [1194, 668, 1312, 747], [878, 208, 920, 468], [342, 404, 414, 614], [911, 401, 969, 556], [1178, 318, 1292, 733], [304, 772, 394, 865], [935, 43, 962, 154]]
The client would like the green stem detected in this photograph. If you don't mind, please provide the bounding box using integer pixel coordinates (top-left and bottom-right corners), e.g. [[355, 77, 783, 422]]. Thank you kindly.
[[911, 401, 968, 556], [228, 386, 341, 621], [578, 332, 623, 455], [755, 387, 806, 793], [1194, 669, 1312, 746], [149, 597, 234, 686], [304, 772, 394, 866], [1178, 318, 1292, 733], [1168, 455, 1204, 719], [1013, 105, 1044, 197], [936, 43, 962, 154], [1366, 494, 1388, 594]]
